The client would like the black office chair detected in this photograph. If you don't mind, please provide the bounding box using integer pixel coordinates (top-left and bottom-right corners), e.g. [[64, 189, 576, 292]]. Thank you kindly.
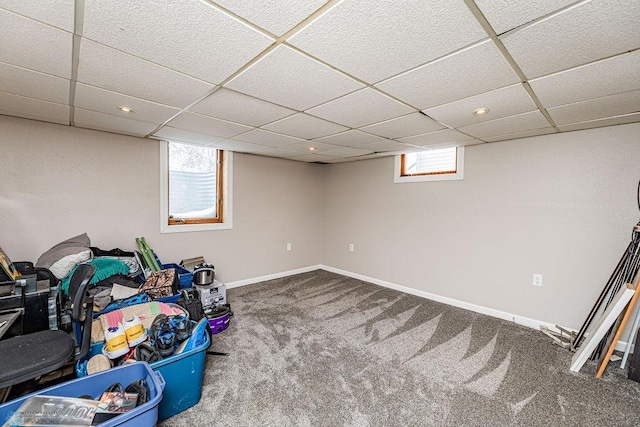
[[0, 264, 96, 398]]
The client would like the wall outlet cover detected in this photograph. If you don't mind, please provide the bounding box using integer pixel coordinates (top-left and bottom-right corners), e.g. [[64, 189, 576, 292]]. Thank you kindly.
[[533, 274, 543, 287]]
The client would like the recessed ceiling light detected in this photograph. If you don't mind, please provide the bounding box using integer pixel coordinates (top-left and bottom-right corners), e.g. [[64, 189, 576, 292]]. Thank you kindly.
[[308, 147, 316, 151], [118, 106, 133, 113], [473, 107, 490, 116]]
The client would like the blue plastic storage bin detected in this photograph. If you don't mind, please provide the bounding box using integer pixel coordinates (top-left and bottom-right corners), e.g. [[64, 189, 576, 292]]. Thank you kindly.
[[156, 293, 180, 304], [153, 325, 209, 422], [0, 362, 164, 427], [78, 320, 210, 422]]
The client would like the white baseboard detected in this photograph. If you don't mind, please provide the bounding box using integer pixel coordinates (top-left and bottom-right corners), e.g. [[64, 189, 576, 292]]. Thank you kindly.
[[225, 265, 322, 289], [318, 265, 630, 353], [223, 264, 630, 353], [319, 265, 555, 328]]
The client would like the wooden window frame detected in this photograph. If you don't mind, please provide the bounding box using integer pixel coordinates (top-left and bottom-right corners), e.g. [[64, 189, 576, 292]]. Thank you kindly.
[[160, 141, 233, 233], [394, 147, 464, 183], [168, 150, 224, 226]]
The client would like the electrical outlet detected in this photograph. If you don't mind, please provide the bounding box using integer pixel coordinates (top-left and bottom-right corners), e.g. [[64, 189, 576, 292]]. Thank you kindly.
[[286, 242, 292, 251], [349, 243, 354, 252], [532, 274, 543, 287]]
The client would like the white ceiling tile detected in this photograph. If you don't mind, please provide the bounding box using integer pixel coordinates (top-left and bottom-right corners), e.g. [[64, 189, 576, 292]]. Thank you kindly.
[[2, 1, 637, 163], [212, 0, 326, 36], [232, 128, 305, 148], [529, 50, 640, 108], [252, 147, 303, 158], [280, 140, 340, 154], [260, 152, 303, 161], [0, 62, 69, 104], [557, 112, 640, 132], [0, 91, 69, 124], [0, 9, 72, 78], [75, 84, 180, 125], [321, 156, 369, 163], [209, 139, 271, 153], [457, 110, 550, 138], [152, 127, 225, 145], [320, 146, 374, 158], [376, 41, 520, 110], [77, 40, 215, 108], [390, 145, 429, 153], [417, 139, 485, 150], [306, 88, 414, 128], [167, 112, 252, 138], [404, 139, 484, 153], [547, 90, 640, 126], [399, 129, 474, 146], [361, 140, 415, 153], [360, 112, 445, 139], [482, 127, 557, 143], [315, 130, 388, 148], [226, 45, 364, 111], [501, 0, 640, 78], [190, 88, 295, 127], [74, 108, 157, 136], [423, 84, 536, 128], [263, 113, 348, 139], [475, 0, 575, 35], [289, 0, 487, 83], [83, 0, 273, 84], [284, 153, 338, 163], [0, 0, 74, 31]]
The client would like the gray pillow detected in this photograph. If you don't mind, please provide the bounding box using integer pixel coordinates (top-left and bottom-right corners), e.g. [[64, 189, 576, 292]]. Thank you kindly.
[[36, 233, 91, 269]]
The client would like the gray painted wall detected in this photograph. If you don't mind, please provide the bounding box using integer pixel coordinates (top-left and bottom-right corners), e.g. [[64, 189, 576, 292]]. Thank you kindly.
[[0, 116, 323, 283], [321, 123, 640, 330], [2, 114, 639, 332]]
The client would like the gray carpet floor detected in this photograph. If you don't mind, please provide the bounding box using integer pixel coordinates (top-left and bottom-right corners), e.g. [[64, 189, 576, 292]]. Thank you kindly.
[[161, 270, 640, 426]]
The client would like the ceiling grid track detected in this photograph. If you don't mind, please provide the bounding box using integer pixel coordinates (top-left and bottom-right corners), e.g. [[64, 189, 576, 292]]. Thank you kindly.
[[150, 0, 472, 146], [280, 37, 497, 141], [2, 0, 639, 162], [201, 0, 501, 145], [496, 0, 591, 38], [144, 43, 280, 138], [68, 0, 86, 126], [146, 0, 345, 139], [464, 0, 560, 132]]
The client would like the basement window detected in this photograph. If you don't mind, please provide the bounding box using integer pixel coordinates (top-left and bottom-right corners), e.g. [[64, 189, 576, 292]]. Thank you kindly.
[[160, 140, 233, 233], [394, 147, 464, 183]]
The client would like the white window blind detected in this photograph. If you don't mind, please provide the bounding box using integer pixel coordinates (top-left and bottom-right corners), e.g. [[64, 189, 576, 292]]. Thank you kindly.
[[403, 147, 457, 175], [168, 142, 218, 220], [394, 147, 464, 183], [169, 170, 217, 219]]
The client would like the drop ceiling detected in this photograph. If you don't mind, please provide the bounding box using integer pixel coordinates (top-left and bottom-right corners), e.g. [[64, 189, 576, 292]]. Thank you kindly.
[[1, 0, 638, 163]]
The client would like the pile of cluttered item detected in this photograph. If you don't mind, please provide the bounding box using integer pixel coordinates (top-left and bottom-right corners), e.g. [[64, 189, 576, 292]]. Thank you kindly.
[[0, 232, 233, 424]]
